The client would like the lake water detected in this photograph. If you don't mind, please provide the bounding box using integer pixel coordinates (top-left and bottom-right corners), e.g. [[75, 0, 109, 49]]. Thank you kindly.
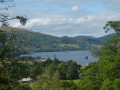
[[21, 51, 99, 66]]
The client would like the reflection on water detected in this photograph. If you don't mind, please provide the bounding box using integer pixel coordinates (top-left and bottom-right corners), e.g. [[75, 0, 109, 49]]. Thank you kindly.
[[21, 51, 99, 66]]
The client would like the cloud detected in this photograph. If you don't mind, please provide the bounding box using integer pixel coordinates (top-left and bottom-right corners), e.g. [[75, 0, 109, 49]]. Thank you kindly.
[[9, 0, 120, 37], [10, 10, 120, 37], [71, 6, 79, 12]]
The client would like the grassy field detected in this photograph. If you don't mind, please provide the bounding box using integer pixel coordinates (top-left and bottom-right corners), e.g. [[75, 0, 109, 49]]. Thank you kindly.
[[57, 44, 79, 48], [80, 65, 87, 70], [91, 44, 103, 49], [73, 79, 80, 84], [22, 79, 81, 90]]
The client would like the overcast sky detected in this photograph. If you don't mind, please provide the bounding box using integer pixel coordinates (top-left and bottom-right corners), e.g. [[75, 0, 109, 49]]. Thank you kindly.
[[9, 0, 120, 37]]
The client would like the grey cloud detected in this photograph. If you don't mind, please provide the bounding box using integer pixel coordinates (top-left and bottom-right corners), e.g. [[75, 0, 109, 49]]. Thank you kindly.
[[10, 1, 120, 37], [18, 11, 119, 37]]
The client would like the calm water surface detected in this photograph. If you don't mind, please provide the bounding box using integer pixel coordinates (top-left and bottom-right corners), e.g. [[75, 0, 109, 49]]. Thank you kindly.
[[21, 51, 99, 66]]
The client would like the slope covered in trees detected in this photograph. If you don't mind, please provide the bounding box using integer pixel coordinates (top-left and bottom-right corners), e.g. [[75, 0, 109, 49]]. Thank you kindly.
[[3, 27, 116, 55]]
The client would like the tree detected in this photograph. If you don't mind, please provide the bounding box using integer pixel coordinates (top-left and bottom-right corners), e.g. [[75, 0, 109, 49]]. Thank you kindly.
[[0, 0, 27, 27], [60, 80, 77, 90], [33, 65, 61, 90], [9, 63, 31, 80], [57, 63, 67, 80], [103, 21, 120, 35], [0, 0, 28, 89], [66, 61, 80, 80], [0, 0, 27, 60], [30, 64, 43, 79], [78, 21, 120, 90]]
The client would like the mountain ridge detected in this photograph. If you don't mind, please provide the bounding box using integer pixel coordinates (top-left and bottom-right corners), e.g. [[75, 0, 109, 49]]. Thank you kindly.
[[2, 27, 116, 54]]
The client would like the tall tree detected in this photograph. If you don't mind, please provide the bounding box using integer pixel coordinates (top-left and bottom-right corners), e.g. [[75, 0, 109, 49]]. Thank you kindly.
[[0, 0, 28, 90], [78, 21, 120, 90]]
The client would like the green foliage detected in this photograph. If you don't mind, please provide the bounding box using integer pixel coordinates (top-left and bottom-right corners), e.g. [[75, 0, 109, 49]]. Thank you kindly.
[[0, 76, 19, 90], [113, 79, 120, 90], [78, 77, 100, 90], [9, 62, 31, 80], [60, 80, 78, 90], [14, 84, 31, 90], [57, 63, 67, 80], [0, 0, 28, 89], [30, 65, 43, 79], [0, 30, 15, 60], [78, 39, 120, 89], [30, 62, 79, 90], [16, 16, 27, 25], [66, 61, 80, 80], [32, 65, 61, 90], [100, 78, 114, 90], [57, 60, 81, 80], [78, 21, 120, 90], [104, 21, 120, 34]]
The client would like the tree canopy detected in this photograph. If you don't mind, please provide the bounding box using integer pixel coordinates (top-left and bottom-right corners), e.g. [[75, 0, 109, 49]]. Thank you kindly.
[[78, 21, 120, 90]]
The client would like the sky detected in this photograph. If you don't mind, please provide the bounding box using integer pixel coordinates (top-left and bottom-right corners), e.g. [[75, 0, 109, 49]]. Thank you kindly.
[[8, 0, 120, 37]]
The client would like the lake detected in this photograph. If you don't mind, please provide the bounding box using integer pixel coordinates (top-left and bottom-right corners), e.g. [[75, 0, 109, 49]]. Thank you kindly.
[[21, 51, 99, 66]]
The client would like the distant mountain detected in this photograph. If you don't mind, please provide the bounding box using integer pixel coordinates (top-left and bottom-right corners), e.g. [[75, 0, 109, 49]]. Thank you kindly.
[[2, 27, 116, 53], [75, 36, 95, 39], [75, 34, 117, 44], [97, 33, 117, 43]]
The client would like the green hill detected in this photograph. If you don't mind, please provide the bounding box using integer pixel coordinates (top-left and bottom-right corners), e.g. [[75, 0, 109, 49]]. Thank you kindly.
[[2, 27, 116, 54], [97, 33, 117, 44]]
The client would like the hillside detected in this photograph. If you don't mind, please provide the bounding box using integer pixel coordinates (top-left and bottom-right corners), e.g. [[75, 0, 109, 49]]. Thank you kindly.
[[2, 27, 116, 54], [97, 33, 117, 43]]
